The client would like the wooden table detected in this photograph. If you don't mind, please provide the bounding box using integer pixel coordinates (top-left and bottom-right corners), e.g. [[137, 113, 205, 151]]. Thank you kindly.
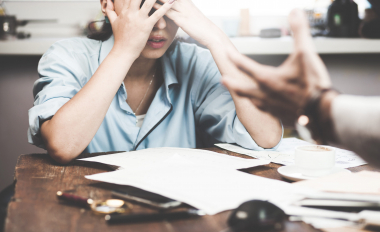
[[4, 148, 378, 232]]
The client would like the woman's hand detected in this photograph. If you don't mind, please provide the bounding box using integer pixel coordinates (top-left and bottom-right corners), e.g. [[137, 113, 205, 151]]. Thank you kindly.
[[153, 0, 220, 47], [105, 0, 175, 59], [222, 9, 332, 126]]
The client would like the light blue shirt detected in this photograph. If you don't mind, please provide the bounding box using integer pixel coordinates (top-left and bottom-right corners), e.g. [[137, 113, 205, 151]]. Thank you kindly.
[[28, 36, 282, 153]]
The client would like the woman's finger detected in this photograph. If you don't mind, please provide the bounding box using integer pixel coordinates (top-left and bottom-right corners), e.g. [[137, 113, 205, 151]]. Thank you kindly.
[[153, 1, 180, 13], [152, 2, 161, 10], [232, 55, 283, 93], [148, 0, 176, 24], [121, 0, 131, 13], [289, 9, 315, 54], [155, 0, 181, 11], [257, 68, 296, 93], [141, 0, 157, 14], [229, 50, 301, 100], [105, 0, 117, 23], [153, 2, 179, 18], [129, 0, 143, 11], [250, 98, 267, 111]]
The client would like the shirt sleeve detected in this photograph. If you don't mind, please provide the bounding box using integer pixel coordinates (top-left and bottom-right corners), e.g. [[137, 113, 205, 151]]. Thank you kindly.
[[28, 42, 86, 149], [191, 48, 282, 151], [331, 94, 380, 167]]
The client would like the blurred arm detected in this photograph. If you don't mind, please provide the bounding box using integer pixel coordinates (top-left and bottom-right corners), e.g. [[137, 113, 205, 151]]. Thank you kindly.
[[319, 92, 380, 167], [327, 94, 380, 167]]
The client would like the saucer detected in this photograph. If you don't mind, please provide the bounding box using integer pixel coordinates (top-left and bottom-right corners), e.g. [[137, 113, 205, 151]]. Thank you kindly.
[[277, 165, 351, 182]]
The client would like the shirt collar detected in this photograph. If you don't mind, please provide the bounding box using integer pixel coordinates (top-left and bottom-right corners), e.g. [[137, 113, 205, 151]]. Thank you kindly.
[[161, 51, 179, 88], [98, 36, 179, 100]]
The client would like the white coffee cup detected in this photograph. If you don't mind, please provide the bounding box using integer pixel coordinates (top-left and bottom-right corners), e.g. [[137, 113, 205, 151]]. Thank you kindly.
[[295, 145, 336, 177]]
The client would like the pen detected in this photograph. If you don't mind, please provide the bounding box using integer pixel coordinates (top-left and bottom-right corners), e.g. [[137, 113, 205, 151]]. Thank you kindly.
[[56, 191, 93, 207], [105, 209, 205, 224]]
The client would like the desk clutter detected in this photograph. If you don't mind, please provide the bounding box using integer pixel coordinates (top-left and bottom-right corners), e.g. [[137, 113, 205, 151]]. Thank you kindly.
[[215, 137, 366, 168], [216, 138, 366, 182], [78, 146, 380, 231], [56, 191, 131, 215], [289, 171, 380, 230], [80, 148, 297, 215]]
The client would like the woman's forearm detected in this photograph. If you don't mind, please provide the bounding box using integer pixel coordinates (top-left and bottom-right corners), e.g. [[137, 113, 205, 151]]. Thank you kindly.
[[327, 94, 380, 167], [232, 93, 282, 148], [41, 49, 136, 164], [205, 29, 282, 148], [205, 28, 239, 78]]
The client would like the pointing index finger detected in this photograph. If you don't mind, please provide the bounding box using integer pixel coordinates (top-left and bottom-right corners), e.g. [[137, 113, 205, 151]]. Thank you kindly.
[[129, 0, 143, 11], [289, 9, 315, 53]]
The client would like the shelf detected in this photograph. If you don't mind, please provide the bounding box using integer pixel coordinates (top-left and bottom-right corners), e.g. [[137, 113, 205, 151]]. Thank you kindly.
[[231, 36, 380, 55], [1, 36, 380, 56], [0, 37, 71, 56]]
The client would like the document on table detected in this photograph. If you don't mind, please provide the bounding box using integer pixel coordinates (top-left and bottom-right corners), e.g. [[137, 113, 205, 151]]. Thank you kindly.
[[301, 217, 357, 230], [84, 154, 312, 215], [294, 171, 380, 195], [80, 148, 368, 222], [79, 147, 270, 170], [215, 138, 366, 168]]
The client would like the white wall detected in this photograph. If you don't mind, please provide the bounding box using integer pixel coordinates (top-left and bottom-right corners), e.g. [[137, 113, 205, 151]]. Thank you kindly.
[[2, 0, 371, 38], [3, 1, 289, 38]]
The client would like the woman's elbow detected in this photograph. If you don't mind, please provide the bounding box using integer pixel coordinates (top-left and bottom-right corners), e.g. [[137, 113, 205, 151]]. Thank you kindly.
[[45, 141, 80, 164], [258, 139, 280, 149], [41, 120, 83, 164], [256, 130, 282, 149]]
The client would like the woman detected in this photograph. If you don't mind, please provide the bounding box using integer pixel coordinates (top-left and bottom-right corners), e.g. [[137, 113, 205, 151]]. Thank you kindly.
[[28, 0, 282, 164]]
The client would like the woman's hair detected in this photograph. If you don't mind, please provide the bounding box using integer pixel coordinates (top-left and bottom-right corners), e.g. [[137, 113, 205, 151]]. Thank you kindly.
[[87, 20, 113, 41], [88, 0, 114, 41]]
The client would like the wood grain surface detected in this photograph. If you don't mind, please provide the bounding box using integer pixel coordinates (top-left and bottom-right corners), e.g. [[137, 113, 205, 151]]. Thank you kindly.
[[4, 148, 375, 232]]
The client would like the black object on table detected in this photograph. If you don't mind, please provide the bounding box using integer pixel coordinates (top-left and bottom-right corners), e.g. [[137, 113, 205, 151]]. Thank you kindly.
[[105, 209, 204, 224]]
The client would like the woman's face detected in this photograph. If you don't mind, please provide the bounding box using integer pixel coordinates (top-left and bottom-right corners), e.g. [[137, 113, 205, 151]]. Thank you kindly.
[[105, 0, 179, 59]]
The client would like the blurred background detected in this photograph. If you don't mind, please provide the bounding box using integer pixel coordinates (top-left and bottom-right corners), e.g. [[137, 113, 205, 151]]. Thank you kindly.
[[1, 0, 380, 191]]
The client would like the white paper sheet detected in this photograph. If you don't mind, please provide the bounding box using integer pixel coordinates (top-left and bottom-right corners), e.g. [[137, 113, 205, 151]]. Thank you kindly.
[[301, 217, 357, 229], [79, 147, 270, 170], [85, 155, 311, 215], [215, 138, 367, 168], [285, 205, 360, 222], [294, 171, 380, 195], [285, 191, 380, 229], [80, 148, 368, 223]]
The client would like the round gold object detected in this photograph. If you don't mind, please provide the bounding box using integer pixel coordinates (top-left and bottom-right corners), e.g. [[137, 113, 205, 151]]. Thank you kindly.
[[105, 199, 125, 208], [90, 199, 132, 215]]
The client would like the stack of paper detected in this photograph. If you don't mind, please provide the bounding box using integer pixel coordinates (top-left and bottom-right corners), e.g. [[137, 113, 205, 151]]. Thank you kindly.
[[80, 148, 313, 215], [215, 138, 367, 168], [291, 171, 380, 230], [294, 171, 380, 195], [80, 147, 379, 232]]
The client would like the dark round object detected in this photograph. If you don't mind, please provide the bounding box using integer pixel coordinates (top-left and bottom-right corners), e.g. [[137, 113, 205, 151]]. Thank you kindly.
[[227, 200, 286, 232]]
